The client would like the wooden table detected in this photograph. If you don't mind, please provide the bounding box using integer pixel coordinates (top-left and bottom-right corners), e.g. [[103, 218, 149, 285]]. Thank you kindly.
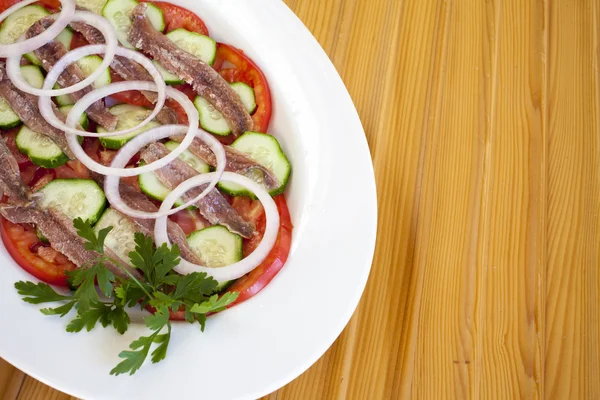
[[2, 0, 600, 398]]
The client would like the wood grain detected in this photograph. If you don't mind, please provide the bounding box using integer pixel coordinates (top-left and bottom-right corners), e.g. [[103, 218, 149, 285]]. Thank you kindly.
[[3, 0, 600, 399]]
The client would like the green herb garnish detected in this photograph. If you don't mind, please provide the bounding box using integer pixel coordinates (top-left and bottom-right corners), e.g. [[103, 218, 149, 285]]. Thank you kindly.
[[14, 217, 239, 376]]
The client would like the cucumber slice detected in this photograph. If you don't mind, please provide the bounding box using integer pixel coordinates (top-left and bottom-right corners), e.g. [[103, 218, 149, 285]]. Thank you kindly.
[[97, 104, 161, 149], [187, 225, 243, 268], [164, 141, 210, 173], [76, 0, 108, 14], [0, 65, 45, 129], [218, 132, 292, 197], [102, 0, 164, 49], [54, 55, 111, 106], [24, 28, 73, 66], [229, 82, 257, 114], [37, 179, 107, 224], [153, 61, 184, 85], [153, 29, 216, 85], [166, 28, 217, 65], [195, 83, 256, 136], [0, 5, 49, 44], [20, 65, 45, 89], [15, 126, 69, 168], [58, 105, 89, 130], [0, 98, 21, 129], [138, 141, 209, 203], [94, 208, 138, 265]]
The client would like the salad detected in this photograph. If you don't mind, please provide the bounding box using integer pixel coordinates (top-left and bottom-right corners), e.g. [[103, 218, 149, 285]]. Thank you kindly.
[[0, 0, 292, 375]]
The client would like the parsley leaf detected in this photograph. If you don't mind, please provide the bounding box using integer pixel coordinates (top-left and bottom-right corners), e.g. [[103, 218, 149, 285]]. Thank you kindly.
[[14, 281, 72, 304], [190, 293, 239, 314], [14, 219, 241, 377], [73, 217, 111, 254]]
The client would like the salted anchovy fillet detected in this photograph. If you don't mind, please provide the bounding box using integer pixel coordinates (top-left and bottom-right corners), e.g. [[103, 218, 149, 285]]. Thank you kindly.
[[171, 135, 280, 191], [0, 204, 142, 280], [140, 143, 255, 238], [89, 172, 206, 264], [129, 3, 253, 136], [0, 66, 75, 159], [0, 138, 31, 205], [69, 20, 159, 104], [26, 19, 118, 131]]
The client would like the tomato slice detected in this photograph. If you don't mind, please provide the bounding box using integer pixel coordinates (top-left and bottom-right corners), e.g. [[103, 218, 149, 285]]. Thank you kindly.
[[226, 195, 292, 305], [1, 218, 77, 286], [0, 0, 59, 13], [213, 44, 273, 133], [141, 1, 209, 36]]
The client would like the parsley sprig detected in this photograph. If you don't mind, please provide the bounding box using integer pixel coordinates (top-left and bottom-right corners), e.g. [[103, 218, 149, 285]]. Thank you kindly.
[[14, 218, 239, 376]]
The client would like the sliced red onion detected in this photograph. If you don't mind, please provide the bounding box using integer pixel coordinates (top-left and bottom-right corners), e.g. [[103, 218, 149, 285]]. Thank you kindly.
[[6, 11, 117, 97], [103, 125, 226, 219], [38, 51, 165, 136], [155, 172, 281, 281], [65, 87, 199, 177], [0, 0, 75, 58]]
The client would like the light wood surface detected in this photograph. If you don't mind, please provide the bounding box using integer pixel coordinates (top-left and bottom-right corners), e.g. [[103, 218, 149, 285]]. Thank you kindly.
[[2, 0, 600, 398]]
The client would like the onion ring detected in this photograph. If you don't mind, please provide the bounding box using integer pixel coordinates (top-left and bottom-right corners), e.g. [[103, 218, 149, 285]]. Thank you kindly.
[[38, 50, 166, 137], [155, 172, 280, 281], [6, 11, 117, 97], [103, 124, 226, 219], [0, 0, 75, 58], [64, 87, 200, 177]]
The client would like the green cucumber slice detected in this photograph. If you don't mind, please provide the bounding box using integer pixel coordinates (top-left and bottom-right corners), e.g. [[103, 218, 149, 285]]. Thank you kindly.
[[0, 98, 21, 129], [58, 105, 89, 130], [0, 65, 44, 129], [187, 225, 243, 268], [54, 55, 112, 106], [0, 5, 49, 44], [138, 141, 209, 203], [97, 104, 160, 149], [37, 179, 107, 224], [102, 0, 164, 49], [195, 83, 256, 136], [218, 132, 292, 197], [75, 0, 108, 14], [15, 126, 68, 169], [24, 28, 73, 66], [94, 208, 138, 265]]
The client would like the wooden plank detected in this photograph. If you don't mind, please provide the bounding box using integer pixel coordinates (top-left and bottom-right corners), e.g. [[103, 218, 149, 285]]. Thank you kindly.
[[544, 0, 600, 398]]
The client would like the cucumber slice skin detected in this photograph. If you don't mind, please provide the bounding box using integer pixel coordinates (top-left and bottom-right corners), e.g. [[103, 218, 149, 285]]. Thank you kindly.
[[0, 98, 22, 129], [230, 82, 257, 114], [153, 61, 184, 85], [187, 225, 243, 269], [219, 132, 292, 197], [20, 65, 45, 89], [165, 28, 217, 66], [138, 143, 209, 203], [194, 96, 232, 136], [194, 83, 257, 136], [15, 126, 69, 169], [58, 105, 89, 130], [54, 55, 111, 105], [102, 0, 164, 49], [97, 104, 160, 149], [94, 208, 138, 265], [0, 5, 49, 45], [37, 179, 107, 224], [24, 28, 73, 65]]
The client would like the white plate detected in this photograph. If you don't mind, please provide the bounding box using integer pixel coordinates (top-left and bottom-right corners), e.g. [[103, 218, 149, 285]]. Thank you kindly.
[[0, 0, 377, 398]]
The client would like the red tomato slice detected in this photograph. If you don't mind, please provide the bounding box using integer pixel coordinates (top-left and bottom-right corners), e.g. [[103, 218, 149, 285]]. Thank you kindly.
[[1, 218, 77, 286], [213, 44, 273, 133], [225, 196, 292, 305], [0, 0, 59, 13], [140, 1, 209, 35]]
